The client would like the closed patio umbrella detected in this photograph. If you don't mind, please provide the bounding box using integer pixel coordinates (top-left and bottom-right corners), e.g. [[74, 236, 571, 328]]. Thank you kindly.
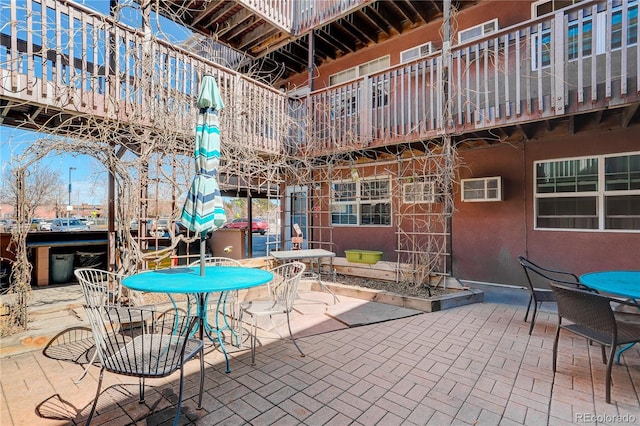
[[181, 75, 226, 275]]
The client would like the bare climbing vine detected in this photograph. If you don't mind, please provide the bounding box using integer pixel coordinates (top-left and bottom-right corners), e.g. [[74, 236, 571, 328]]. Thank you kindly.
[[1, 0, 472, 334]]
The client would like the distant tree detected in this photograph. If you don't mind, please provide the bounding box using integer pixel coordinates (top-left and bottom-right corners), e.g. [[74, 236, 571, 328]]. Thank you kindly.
[[0, 164, 64, 219], [222, 197, 276, 220]]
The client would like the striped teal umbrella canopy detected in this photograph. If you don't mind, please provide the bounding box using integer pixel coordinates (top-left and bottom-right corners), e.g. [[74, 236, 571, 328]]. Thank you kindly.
[[181, 75, 226, 270]]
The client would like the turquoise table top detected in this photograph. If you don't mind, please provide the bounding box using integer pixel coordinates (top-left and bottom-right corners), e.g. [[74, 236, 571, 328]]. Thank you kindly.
[[122, 266, 273, 294], [580, 271, 640, 299]]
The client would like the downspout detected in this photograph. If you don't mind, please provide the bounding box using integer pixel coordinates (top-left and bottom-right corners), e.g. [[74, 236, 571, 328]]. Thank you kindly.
[[442, 0, 454, 277], [308, 30, 315, 242], [108, 0, 119, 270]]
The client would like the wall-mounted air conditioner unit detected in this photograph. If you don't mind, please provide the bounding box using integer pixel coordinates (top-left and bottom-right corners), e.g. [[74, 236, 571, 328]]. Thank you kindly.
[[461, 177, 502, 202]]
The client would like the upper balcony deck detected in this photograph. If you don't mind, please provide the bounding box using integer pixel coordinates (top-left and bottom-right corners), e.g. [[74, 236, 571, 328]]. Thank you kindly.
[[1, 0, 638, 158]]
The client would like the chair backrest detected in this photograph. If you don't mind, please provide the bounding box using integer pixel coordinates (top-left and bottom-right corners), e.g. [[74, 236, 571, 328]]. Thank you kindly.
[[268, 261, 306, 311], [83, 304, 197, 376], [75, 268, 125, 308], [518, 256, 579, 290], [189, 256, 242, 267], [549, 281, 617, 342]]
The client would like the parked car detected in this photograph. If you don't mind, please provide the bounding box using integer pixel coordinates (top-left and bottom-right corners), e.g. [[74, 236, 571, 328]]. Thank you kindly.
[[223, 218, 268, 234], [50, 218, 89, 232], [129, 219, 151, 232], [37, 220, 52, 231], [150, 218, 170, 237]]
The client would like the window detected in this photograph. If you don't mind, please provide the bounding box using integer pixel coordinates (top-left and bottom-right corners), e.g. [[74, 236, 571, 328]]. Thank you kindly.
[[611, 0, 638, 50], [400, 42, 433, 63], [567, 12, 593, 60], [330, 89, 358, 116], [331, 177, 391, 226], [531, 1, 589, 69], [461, 177, 502, 202], [531, 0, 585, 18], [358, 56, 389, 76], [458, 19, 498, 44], [533, 0, 638, 69], [535, 153, 640, 231], [329, 56, 390, 86], [329, 68, 358, 86], [329, 56, 389, 116], [371, 79, 388, 108], [532, 29, 552, 70], [403, 181, 436, 203]]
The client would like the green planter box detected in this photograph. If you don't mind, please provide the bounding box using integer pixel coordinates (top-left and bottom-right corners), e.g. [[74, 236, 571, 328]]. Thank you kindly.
[[345, 250, 383, 264]]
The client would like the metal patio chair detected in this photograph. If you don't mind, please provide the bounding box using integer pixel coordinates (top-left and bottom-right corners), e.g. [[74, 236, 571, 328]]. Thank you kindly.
[[239, 261, 306, 365], [517, 256, 581, 335], [549, 281, 640, 403], [74, 268, 156, 382], [83, 305, 204, 425]]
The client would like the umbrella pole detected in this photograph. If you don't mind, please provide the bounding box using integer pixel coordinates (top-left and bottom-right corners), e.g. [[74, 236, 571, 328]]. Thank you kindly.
[[200, 232, 206, 276]]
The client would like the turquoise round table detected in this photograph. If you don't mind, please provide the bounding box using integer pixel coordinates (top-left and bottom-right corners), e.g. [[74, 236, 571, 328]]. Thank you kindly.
[[123, 266, 273, 372], [580, 270, 640, 363], [580, 271, 640, 300]]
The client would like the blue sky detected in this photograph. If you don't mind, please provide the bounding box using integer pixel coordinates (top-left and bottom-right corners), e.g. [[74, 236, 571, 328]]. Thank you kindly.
[[1, 1, 193, 206], [1, 127, 107, 206]]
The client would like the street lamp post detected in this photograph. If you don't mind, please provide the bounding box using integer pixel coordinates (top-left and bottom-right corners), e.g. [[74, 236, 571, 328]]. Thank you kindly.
[[68, 167, 76, 228]]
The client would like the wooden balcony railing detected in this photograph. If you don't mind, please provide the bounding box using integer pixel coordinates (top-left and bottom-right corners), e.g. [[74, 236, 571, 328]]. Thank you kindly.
[[294, 0, 640, 154], [0, 0, 286, 155], [2, 0, 638, 158], [239, 0, 368, 33]]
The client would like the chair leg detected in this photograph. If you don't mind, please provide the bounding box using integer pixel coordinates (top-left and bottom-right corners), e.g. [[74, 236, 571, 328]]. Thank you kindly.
[[74, 350, 98, 383], [139, 377, 145, 403], [286, 311, 304, 357], [601, 343, 608, 365], [173, 364, 185, 426], [198, 347, 204, 409], [251, 316, 257, 365], [605, 344, 616, 404], [528, 301, 539, 335], [524, 295, 533, 322], [238, 310, 244, 349], [552, 326, 560, 373], [85, 368, 105, 426]]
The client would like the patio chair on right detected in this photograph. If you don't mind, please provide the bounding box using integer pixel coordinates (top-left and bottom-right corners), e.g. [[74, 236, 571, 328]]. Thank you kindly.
[[517, 256, 581, 335], [239, 261, 306, 365], [549, 281, 640, 404]]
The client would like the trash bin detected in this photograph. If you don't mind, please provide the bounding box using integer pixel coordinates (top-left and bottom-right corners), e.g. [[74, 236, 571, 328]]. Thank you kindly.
[[76, 251, 106, 269], [50, 253, 75, 283]]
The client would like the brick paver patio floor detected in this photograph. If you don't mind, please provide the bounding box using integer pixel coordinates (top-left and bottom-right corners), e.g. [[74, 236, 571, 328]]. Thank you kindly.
[[1, 301, 639, 425]]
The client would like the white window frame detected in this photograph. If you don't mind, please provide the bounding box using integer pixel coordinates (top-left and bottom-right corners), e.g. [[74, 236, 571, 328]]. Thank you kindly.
[[534, 152, 640, 232], [531, 0, 585, 18], [403, 181, 436, 204], [331, 176, 392, 226], [400, 42, 433, 64], [461, 177, 502, 202], [458, 19, 499, 44], [329, 55, 390, 86]]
